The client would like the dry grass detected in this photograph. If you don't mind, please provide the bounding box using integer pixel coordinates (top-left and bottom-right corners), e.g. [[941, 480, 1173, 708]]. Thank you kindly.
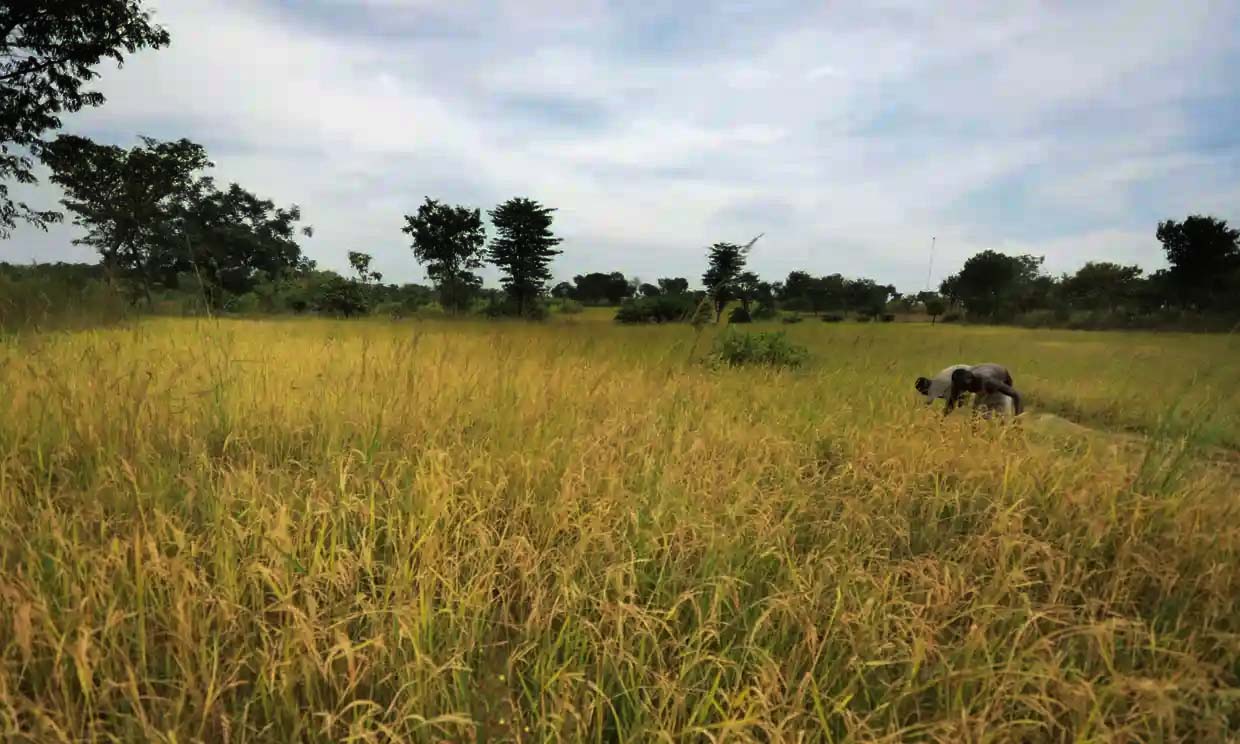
[[1, 316, 1238, 742]]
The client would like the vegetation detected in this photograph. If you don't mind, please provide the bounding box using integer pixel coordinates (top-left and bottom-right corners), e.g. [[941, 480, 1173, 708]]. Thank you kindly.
[[487, 198, 562, 318], [0, 0, 170, 237], [0, 317, 1237, 741], [402, 197, 487, 313]]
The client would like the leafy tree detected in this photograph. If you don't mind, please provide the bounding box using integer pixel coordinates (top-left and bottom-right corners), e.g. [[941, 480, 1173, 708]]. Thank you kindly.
[[657, 277, 689, 295], [550, 281, 574, 299], [487, 197, 562, 317], [1156, 215, 1240, 312], [1060, 262, 1143, 311], [1, 1, 170, 237], [702, 238, 757, 321], [571, 272, 632, 305], [843, 278, 891, 317], [402, 197, 486, 313], [312, 274, 368, 317], [41, 134, 209, 302], [176, 180, 312, 308], [923, 294, 947, 324], [348, 251, 381, 285], [638, 282, 661, 298], [945, 250, 1044, 319]]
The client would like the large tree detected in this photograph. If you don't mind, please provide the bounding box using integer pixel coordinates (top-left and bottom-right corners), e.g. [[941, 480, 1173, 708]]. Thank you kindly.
[[402, 197, 486, 313], [944, 250, 1044, 319], [702, 239, 757, 321], [1060, 262, 1143, 311], [1, 1, 170, 237], [487, 197, 562, 316], [41, 134, 209, 302], [1156, 215, 1240, 312], [657, 277, 689, 295], [176, 179, 313, 308]]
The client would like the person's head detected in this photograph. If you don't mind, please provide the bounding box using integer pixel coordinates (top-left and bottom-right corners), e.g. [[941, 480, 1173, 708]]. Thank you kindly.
[[914, 376, 931, 396], [951, 367, 980, 392]]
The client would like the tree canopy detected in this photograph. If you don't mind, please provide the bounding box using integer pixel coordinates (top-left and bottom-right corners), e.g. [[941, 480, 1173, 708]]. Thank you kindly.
[[487, 197, 562, 317], [1, 1, 170, 237], [402, 197, 487, 313]]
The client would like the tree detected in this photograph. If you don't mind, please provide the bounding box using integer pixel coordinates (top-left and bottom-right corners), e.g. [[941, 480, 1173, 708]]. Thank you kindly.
[[843, 278, 891, 317], [947, 250, 1044, 319], [487, 197, 562, 317], [348, 251, 381, 285], [638, 283, 661, 298], [402, 197, 486, 313], [1, 1, 171, 238], [923, 294, 946, 324], [569, 272, 631, 304], [41, 134, 210, 302], [1060, 262, 1143, 311], [550, 281, 574, 299], [176, 180, 313, 308], [657, 277, 689, 295], [702, 238, 759, 321], [1156, 215, 1240, 312]]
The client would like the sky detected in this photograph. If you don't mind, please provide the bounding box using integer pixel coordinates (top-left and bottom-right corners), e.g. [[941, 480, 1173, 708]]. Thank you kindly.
[[5, 0, 1240, 291]]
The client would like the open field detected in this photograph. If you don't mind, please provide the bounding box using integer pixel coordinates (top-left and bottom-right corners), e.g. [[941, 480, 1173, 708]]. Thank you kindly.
[[1, 316, 1239, 742]]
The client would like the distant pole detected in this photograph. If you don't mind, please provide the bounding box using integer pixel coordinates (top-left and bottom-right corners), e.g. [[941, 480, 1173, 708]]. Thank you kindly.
[[924, 236, 936, 292]]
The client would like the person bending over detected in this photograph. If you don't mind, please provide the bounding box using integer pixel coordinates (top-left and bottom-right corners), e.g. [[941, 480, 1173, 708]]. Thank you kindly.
[[915, 363, 1023, 417]]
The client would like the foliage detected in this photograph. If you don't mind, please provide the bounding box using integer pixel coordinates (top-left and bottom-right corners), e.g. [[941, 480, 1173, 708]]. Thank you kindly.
[[347, 251, 381, 285], [727, 305, 752, 323], [482, 295, 549, 320], [41, 134, 210, 301], [402, 197, 487, 313], [487, 197, 562, 317], [781, 314, 804, 324], [1156, 215, 1240, 312], [0, 262, 127, 333], [880, 313, 896, 322], [941, 250, 1045, 320], [708, 328, 808, 368], [555, 298, 584, 314], [702, 240, 751, 321], [657, 277, 690, 295], [752, 302, 779, 320], [570, 271, 632, 305], [822, 313, 845, 323], [923, 294, 947, 323], [614, 294, 695, 324], [0, 1, 170, 237], [311, 275, 368, 317]]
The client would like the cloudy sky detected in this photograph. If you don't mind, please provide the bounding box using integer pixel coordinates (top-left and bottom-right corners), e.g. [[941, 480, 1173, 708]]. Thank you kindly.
[[6, 0, 1240, 290]]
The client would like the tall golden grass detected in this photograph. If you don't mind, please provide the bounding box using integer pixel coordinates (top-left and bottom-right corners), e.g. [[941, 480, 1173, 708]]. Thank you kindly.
[[1, 316, 1238, 742]]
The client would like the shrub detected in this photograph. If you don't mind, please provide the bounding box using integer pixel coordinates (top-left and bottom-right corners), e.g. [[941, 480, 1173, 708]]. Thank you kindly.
[[482, 297, 549, 321], [822, 314, 845, 323], [854, 315, 872, 323], [557, 298, 584, 314], [615, 295, 696, 324], [728, 305, 752, 324], [752, 302, 779, 320], [312, 277, 369, 317], [709, 329, 808, 369], [941, 312, 962, 323], [781, 314, 804, 324], [880, 313, 896, 323]]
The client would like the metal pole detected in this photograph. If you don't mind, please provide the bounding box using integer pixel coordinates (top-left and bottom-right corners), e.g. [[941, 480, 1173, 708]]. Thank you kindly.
[[924, 236, 936, 292]]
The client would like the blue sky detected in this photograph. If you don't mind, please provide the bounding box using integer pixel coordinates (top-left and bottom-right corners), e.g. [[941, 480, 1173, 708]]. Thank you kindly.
[[5, 0, 1239, 291]]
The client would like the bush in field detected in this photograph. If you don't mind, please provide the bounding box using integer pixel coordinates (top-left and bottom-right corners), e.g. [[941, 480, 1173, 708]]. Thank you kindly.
[[482, 296, 549, 321], [312, 277, 369, 317], [752, 302, 778, 320], [881, 313, 896, 323], [709, 329, 808, 368], [822, 313, 844, 323], [728, 305, 752, 324], [615, 294, 696, 324], [556, 298, 584, 314], [781, 314, 804, 324], [941, 311, 962, 323]]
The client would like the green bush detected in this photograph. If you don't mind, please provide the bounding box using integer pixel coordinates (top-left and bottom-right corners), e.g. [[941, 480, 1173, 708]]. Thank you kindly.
[[614, 294, 696, 324], [557, 298, 584, 314], [752, 302, 779, 320], [880, 313, 896, 323], [822, 313, 844, 323], [709, 329, 808, 369], [941, 312, 962, 323], [482, 297, 549, 321], [728, 305, 752, 324], [781, 314, 804, 324]]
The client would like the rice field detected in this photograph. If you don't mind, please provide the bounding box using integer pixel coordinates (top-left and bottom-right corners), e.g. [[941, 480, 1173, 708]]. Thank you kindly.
[[1, 315, 1238, 742]]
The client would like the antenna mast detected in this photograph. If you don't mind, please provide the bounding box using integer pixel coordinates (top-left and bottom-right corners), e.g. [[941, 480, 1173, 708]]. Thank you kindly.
[[924, 236, 937, 292]]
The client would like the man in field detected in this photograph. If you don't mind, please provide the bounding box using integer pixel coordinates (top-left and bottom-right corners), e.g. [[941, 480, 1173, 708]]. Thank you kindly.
[[915, 363, 1023, 418]]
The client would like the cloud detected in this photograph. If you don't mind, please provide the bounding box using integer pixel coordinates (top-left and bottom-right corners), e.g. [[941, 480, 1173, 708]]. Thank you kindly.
[[3, 0, 1238, 291]]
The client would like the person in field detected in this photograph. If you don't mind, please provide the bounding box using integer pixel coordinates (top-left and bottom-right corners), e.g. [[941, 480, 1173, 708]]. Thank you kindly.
[[915, 363, 1023, 417]]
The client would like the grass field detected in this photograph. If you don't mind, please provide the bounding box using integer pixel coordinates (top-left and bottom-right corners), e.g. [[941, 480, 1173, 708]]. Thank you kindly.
[[1, 315, 1239, 742]]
